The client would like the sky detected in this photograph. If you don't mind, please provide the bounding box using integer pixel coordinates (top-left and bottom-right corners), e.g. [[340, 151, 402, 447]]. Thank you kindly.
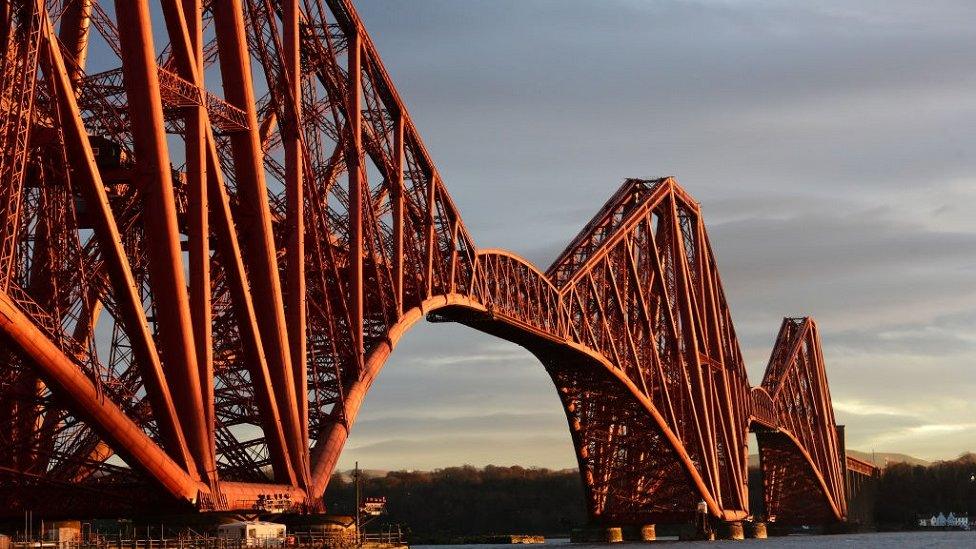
[[330, 0, 976, 471]]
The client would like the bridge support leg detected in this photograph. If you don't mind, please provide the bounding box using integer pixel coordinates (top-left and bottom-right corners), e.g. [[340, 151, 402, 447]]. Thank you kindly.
[[748, 522, 768, 539], [719, 521, 744, 540], [639, 525, 656, 542], [605, 527, 623, 543]]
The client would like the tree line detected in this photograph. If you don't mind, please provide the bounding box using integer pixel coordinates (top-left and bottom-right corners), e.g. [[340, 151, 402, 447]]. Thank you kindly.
[[323, 465, 585, 543], [323, 454, 976, 541], [872, 453, 976, 529]]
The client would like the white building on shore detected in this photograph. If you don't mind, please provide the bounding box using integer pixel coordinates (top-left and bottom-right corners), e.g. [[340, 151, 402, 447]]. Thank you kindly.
[[918, 512, 969, 530]]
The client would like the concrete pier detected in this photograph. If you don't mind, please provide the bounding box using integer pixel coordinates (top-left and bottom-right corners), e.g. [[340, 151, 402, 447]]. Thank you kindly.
[[720, 521, 744, 540], [639, 524, 656, 541]]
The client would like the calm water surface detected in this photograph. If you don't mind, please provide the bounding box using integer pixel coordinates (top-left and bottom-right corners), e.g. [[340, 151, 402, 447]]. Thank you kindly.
[[415, 532, 976, 548]]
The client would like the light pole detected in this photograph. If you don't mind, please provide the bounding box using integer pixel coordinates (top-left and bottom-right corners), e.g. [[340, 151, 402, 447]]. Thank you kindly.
[[354, 461, 361, 546]]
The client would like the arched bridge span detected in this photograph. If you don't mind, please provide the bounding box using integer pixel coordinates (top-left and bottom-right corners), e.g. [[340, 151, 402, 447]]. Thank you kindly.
[[0, 0, 865, 525]]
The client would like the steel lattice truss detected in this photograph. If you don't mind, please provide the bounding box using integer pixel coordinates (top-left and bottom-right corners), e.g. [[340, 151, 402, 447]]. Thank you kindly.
[[0, 0, 867, 524], [753, 318, 848, 524]]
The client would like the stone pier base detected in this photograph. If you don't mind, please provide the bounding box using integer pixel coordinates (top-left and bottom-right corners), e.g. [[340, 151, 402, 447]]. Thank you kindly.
[[604, 527, 623, 543], [719, 521, 744, 540]]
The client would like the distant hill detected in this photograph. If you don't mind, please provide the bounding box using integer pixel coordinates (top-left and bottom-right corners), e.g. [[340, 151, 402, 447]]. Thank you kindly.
[[335, 467, 579, 481], [335, 468, 390, 482], [746, 450, 930, 469], [847, 450, 930, 468]]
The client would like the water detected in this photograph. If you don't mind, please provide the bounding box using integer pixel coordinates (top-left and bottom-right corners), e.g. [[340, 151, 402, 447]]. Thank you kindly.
[[414, 531, 976, 548]]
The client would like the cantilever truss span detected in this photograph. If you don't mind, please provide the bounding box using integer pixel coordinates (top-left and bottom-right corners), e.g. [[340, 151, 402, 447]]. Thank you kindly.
[[0, 0, 870, 524]]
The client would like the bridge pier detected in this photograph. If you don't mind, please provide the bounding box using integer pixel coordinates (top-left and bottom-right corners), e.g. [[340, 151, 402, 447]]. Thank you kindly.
[[639, 524, 656, 541], [719, 521, 745, 540], [748, 522, 768, 539], [605, 527, 623, 543]]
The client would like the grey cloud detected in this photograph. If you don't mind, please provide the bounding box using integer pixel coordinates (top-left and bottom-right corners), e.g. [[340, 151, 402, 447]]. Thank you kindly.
[[826, 310, 976, 357], [355, 322, 565, 418], [355, 0, 976, 243], [836, 411, 926, 446], [706, 201, 976, 356], [349, 412, 568, 443], [710, 206, 976, 290], [336, 0, 976, 465]]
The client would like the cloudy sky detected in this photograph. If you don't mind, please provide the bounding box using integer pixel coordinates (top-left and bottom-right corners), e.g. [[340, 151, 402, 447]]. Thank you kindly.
[[335, 0, 976, 471]]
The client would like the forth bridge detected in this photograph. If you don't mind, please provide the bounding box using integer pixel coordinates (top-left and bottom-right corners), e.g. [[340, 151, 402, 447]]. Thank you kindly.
[[0, 0, 877, 533]]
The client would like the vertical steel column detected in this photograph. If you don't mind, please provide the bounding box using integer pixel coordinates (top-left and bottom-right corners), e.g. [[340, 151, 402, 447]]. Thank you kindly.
[[189, 0, 216, 470], [283, 0, 308, 450], [392, 114, 404, 316], [836, 423, 848, 512], [114, 0, 214, 481], [425, 174, 436, 297], [347, 30, 364, 374], [56, 0, 91, 84], [164, 0, 215, 464], [212, 0, 307, 485]]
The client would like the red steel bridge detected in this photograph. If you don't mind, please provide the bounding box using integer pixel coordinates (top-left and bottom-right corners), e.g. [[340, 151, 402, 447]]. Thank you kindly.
[[0, 0, 875, 526]]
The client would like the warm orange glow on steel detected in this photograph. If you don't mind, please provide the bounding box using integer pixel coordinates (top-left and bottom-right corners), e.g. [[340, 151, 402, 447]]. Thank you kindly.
[[0, 0, 863, 526]]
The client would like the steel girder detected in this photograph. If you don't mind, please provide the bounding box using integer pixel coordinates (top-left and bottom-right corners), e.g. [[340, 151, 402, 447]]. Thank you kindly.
[[0, 0, 850, 525]]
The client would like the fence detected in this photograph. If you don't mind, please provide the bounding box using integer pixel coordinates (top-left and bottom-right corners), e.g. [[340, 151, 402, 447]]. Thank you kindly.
[[7, 531, 404, 549]]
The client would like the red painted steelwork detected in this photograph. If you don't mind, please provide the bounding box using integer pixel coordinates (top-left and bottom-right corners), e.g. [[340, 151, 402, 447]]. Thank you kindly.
[[0, 0, 858, 526]]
